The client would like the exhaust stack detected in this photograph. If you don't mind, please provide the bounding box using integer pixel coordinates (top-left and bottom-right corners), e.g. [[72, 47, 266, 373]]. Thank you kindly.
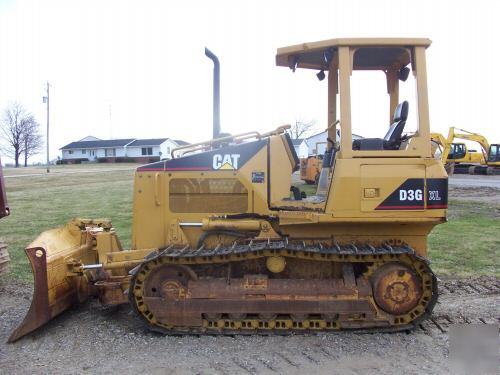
[[205, 47, 220, 139]]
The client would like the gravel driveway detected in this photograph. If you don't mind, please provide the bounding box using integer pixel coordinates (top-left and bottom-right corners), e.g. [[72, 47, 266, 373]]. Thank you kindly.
[[1, 277, 498, 374]]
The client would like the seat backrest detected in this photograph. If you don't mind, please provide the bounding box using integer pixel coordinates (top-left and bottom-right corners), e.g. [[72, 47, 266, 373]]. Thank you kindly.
[[384, 101, 409, 144]]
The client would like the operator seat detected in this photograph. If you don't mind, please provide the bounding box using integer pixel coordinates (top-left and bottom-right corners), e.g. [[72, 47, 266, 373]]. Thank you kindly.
[[352, 101, 409, 151]]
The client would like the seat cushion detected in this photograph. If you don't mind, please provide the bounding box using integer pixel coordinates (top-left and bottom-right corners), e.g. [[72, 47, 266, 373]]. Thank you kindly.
[[352, 138, 385, 150]]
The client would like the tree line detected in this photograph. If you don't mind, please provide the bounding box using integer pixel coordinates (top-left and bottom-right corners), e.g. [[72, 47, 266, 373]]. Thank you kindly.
[[0, 102, 43, 167]]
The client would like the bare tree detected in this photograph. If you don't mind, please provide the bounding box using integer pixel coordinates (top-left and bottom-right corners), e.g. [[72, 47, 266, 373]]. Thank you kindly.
[[288, 119, 316, 139], [0, 102, 25, 167], [0, 102, 43, 167], [21, 116, 43, 167]]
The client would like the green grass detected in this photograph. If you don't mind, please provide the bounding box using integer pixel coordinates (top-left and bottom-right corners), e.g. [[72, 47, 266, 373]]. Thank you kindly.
[[428, 200, 500, 277], [295, 183, 499, 277], [298, 183, 318, 197], [1, 168, 498, 281], [2, 162, 138, 172], [1, 166, 135, 281]]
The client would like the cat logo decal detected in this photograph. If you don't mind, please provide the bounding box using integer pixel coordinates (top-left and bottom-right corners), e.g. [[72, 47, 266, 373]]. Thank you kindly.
[[213, 154, 241, 170]]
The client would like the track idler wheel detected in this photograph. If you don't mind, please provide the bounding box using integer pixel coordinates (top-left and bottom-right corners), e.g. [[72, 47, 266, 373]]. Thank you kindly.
[[130, 263, 199, 329], [144, 265, 194, 300], [371, 263, 422, 316]]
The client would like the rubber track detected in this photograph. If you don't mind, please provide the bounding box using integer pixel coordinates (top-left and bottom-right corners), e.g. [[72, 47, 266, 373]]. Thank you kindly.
[[129, 240, 438, 335]]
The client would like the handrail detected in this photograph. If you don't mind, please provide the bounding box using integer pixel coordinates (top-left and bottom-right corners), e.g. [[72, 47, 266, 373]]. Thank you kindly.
[[327, 119, 340, 131], [259, 124, 292, 138], [171, 124, 291, 158]]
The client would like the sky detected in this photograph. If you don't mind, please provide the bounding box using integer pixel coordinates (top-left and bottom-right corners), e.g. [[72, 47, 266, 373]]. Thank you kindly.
[[0, 0, 499, 163]]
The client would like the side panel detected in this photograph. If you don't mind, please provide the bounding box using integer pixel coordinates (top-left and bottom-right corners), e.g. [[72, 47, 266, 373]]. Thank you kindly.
[[132, 140, 273, 250], [360, 165, 425, 212], [326, 158, 447, 219], [132, 172, 166, 249]]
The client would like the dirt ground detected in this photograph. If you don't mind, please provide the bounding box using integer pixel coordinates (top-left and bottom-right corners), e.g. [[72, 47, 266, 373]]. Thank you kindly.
[[0, 277, 498, 374], [448, 174, 500, 189], [449, 185, 500, 204]]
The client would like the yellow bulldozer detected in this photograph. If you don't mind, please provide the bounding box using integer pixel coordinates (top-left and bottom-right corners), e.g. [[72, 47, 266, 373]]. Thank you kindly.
[[9, 38, 447, 342]]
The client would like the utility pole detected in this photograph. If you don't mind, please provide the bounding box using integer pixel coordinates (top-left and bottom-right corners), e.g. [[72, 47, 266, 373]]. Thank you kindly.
[[43, 82, 50, 173], [109, 103, 112, 139]]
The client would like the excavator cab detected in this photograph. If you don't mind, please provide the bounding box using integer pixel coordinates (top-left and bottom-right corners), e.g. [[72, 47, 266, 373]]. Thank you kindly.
[[488, 144, 500, 164], [448, 143, 467, 160]]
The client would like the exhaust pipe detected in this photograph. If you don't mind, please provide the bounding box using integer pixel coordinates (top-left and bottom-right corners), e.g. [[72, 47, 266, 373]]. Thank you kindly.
[[205, 47, 220, 139]]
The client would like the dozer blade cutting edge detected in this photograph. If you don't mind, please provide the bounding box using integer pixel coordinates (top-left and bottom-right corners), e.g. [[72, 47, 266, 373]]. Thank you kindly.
[[8, 220, 102, 342]]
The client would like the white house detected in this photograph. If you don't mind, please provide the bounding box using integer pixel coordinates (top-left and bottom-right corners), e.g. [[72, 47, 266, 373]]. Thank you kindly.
[[60, 136, 189, 163], [291, 139, 309, 159], [125, 138, 185, 159], [305, 130, 363, 156]]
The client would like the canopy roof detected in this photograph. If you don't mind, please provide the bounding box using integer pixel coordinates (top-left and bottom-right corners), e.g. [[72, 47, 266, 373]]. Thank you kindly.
[[276, 38, 431, 71]]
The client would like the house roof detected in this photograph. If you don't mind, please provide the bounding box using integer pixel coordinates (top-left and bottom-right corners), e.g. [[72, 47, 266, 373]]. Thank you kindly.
[[173, 139, 189, 146], [291, 138, 304, 146], [60, 139, 135, 150], [78, 135, 101, 142], [127, 138, 168, 147], [61, 137, 191, 150]]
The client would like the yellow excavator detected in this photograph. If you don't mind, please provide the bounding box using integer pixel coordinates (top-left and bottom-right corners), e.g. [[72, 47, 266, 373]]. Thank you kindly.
[[9, 38, 447, 342], [431, 132, 483, 162], [448, 128, 500, 175], [0, 159, 10, 274], [432, 128, 499, 175]]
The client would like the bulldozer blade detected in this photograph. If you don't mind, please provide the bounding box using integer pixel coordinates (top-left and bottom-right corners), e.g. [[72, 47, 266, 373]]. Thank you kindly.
[[8, 221, 96, 342]]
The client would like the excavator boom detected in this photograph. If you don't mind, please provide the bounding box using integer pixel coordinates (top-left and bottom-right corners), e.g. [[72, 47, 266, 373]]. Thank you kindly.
[[448, 127, 490, 158]]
